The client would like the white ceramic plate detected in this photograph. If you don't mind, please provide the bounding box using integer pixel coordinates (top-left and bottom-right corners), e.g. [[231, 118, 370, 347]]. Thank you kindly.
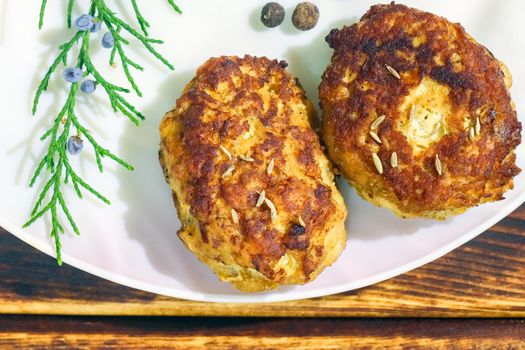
[[0, 0, 524, 303]]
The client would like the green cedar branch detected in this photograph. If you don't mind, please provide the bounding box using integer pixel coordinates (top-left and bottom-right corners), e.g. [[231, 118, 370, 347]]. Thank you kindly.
[[29, 0, 181, 263]]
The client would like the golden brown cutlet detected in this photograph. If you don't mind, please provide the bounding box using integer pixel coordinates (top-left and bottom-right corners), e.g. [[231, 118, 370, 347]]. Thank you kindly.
[[320, 3, 521, 219], [159, 55, 347, 291]]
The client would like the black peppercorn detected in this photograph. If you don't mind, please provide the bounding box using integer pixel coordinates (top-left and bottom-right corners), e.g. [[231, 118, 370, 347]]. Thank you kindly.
[[292, 2, 319, 31], [261, 2, 285, 28]]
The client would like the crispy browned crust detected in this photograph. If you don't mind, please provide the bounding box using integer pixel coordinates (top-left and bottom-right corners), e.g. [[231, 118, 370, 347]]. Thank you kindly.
[[320, 3, 521, 219], [160, 55, 347, 291]]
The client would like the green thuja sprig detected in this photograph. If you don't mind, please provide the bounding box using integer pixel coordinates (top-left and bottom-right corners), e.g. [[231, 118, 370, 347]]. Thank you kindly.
[[27, 1, 180, 264]]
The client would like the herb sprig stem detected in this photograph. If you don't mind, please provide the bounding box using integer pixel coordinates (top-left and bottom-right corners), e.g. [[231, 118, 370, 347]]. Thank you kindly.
[[28, 1, 180, 264]]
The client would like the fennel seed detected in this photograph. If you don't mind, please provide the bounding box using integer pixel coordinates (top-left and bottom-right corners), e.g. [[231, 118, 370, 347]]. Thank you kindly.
[[435, 154, 442, 176], [256, 190, 266, 207], [371, 115, 386, 130], [372, 153, 383, 174], [231, 208, 239, 224], [267, 158, 275, 175], [390, 152, 398, 168], [385, 64, 401, 79], [222, 164, 235, 178], [369, 131, 382, 144], [219, 145, 232, 159], [239, 154, 255, 162], [264, 198, 277, 221]]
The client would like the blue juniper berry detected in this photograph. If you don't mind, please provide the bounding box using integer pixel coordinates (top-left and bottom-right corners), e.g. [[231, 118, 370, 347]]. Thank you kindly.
[[62, 67, 83, 83], [67, 136, 84, 155], [80, 80, 97, 94], [74, 14, 94, 31], [102, 31, 115, 48]]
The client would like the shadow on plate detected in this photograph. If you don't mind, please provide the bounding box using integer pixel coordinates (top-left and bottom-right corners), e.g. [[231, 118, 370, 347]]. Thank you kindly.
[[248, 5, 268, 33], [338, 179, 437, 242], [8, 27, 78, 236], [12, 27, 76, 188]]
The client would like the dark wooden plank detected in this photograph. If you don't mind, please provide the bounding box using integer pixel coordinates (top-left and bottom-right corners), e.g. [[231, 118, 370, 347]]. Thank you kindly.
[[0, 316, 524, 349], [0, 204, 524, 317]]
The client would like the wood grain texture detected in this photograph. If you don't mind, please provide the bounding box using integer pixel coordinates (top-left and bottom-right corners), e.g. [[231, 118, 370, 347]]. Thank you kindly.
[[0, 204, 524, 317], [0, 317, 524, 349]]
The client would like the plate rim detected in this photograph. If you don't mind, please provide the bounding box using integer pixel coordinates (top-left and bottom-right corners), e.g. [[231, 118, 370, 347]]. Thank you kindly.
[[2, 188, 524, 304], [1, 0, 524, 304]]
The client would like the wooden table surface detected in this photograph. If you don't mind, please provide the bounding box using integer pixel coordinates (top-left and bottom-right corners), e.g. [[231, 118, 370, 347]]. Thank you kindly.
[[1, 204, 524, 348]]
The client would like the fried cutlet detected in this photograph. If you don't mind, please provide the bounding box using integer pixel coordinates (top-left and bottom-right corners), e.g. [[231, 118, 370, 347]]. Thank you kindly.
[[160, 55, 347, 291], [320, 3, 521, 219]]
